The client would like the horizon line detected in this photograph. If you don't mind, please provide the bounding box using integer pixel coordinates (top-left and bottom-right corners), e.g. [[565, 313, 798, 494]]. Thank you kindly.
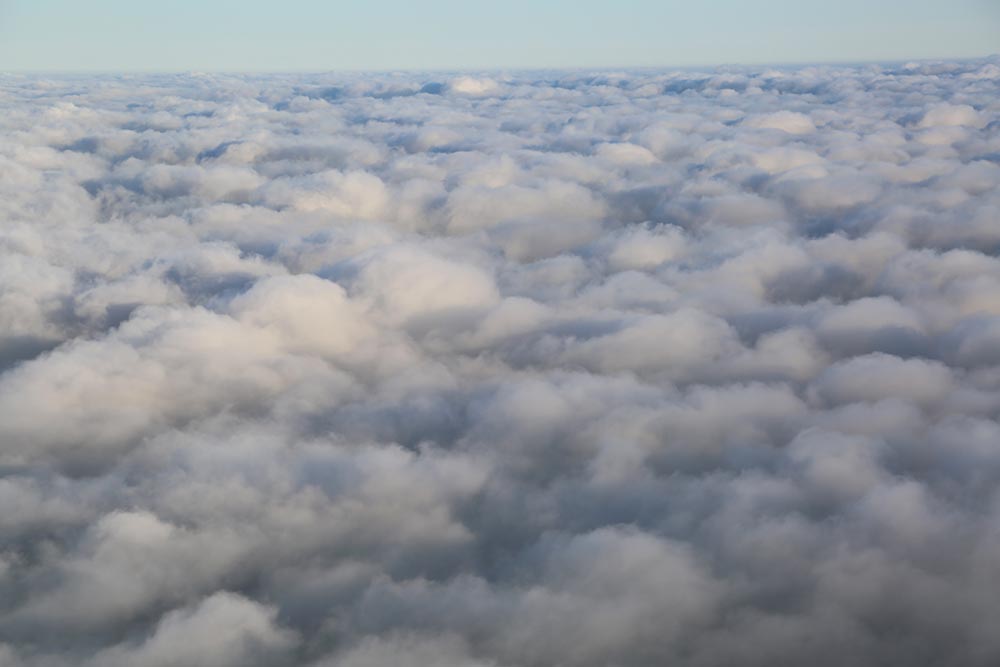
[[2, 53, 997, 77]]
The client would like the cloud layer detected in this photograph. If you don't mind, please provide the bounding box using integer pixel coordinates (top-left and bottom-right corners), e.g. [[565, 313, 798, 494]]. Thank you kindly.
[[1, 58, 999, 666]]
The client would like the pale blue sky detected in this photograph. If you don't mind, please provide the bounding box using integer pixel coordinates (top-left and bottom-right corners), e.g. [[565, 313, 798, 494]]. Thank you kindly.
[[0, 0, 997, 71]]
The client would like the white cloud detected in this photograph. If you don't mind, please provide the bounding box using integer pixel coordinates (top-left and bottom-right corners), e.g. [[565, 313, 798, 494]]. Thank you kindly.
[[1, 57, 999, 667], [744, 110, 818, 134], [92, 592, 298, 667]]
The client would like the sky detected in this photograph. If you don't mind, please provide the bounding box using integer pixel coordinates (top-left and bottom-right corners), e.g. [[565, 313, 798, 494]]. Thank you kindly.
[[0, 0, 997, 71]]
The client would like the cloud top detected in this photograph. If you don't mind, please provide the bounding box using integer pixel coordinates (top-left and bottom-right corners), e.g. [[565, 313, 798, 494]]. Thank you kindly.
[[0, 57, 999, 666]]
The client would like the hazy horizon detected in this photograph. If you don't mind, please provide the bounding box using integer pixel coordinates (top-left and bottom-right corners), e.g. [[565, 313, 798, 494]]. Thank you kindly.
[[1, 0, 997, 71]]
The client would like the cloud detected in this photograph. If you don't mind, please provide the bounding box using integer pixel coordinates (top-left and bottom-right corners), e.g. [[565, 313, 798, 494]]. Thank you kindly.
[[1, 57, 999, 666], [743, 110, 818, 134], [92, 592, 298, 667]]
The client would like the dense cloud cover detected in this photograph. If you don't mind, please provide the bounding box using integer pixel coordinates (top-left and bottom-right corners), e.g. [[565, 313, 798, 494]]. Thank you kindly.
[[1, 57, 999, 666]]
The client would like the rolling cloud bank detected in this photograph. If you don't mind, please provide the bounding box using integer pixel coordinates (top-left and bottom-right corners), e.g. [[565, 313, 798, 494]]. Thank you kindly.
[[1, 58, 1000, 666]]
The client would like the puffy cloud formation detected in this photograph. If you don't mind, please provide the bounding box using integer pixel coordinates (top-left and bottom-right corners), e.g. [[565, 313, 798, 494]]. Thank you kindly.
[[1, 58, 999, 666]]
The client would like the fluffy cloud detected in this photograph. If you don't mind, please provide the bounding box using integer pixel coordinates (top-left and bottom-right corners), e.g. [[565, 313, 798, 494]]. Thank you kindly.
[[0, 57, 999, 666]]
